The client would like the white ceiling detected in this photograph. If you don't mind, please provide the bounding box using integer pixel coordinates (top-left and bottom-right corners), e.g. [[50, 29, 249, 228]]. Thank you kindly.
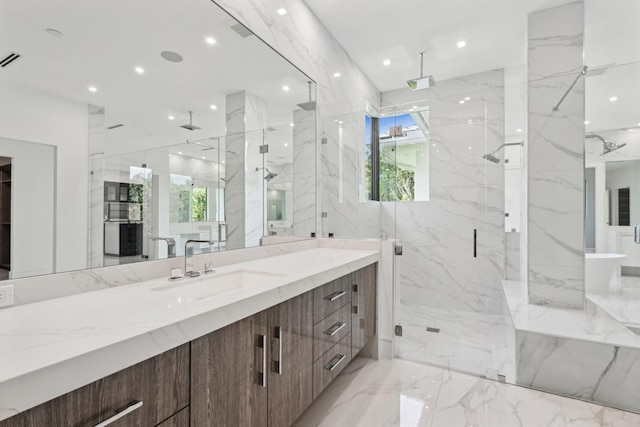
[[0, 0, 312, 163], [304, 0, 640, 134]]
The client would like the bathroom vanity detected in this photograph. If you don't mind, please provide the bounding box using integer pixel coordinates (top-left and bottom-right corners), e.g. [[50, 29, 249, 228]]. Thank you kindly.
[[0, 248, 378, 426]]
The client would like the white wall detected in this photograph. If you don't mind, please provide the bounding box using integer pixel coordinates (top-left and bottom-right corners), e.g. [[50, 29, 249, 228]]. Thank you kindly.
[[0, 81, 89, 274], [0, 138, 55, 278]]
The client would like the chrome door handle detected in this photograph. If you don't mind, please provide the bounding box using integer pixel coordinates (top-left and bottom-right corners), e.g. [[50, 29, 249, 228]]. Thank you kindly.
[[258, 334, 267, 387], [324, 290, 346, 301], [274, 326, 283, 375], [324, 353, 346, 371], [94, 401, 143, 427], [324, 322, 347, 336]]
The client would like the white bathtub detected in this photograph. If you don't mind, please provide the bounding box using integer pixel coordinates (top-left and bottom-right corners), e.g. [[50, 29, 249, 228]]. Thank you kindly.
[[585, 253, 627, 294]]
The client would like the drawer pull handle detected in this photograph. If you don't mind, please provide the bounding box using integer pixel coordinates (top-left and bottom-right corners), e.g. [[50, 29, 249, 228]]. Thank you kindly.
[[324, 290, 346, 301], [324, 353, 346, 371], [258, 334, 267, 387], [274, 326, 283, 375], [324, 322, 347, 336], [94, 400, 143, 427]]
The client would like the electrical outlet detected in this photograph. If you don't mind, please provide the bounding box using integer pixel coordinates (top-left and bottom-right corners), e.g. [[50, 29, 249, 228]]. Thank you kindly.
[[0, 284, 14, 308]]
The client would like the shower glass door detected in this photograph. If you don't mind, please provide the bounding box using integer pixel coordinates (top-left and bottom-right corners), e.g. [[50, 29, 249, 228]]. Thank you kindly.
[[387, 82, 507, 380]]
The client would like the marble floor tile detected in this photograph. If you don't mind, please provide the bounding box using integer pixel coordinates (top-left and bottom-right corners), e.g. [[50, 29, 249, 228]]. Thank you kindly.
[[295, 357, 640, 427]]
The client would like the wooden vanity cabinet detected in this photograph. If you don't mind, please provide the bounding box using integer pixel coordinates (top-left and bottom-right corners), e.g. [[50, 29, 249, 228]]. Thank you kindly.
[[190, 291, 313, 427], [0, 344, 190, 427], [351, 263, 377, 355]]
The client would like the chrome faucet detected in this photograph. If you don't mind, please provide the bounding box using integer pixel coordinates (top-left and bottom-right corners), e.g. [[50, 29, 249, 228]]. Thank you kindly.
[[150, 237, 176, 258], [184, 239, 216, 278]]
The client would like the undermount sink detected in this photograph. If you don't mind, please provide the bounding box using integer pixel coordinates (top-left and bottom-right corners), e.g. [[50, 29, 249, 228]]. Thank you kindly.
[[150, 269, 288, 301]]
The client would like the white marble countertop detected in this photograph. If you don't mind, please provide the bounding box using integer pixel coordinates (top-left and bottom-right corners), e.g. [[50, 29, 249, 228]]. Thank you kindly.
[[502, 280, 640, 349], [0, 247, 379, 421]]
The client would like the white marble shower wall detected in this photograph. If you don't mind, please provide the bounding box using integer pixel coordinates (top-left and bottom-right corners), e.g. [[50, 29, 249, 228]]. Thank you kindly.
[[527, 1, 586, 309], [380, 69, 509, 378], [292, 109, 316, 237], [88, 105, 106, 269]]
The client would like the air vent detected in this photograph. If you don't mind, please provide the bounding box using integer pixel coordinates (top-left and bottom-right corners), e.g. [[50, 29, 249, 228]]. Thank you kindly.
[[230, 23, 254, 38], [1, 52, 21, 68], [106, 124, 124, 130]]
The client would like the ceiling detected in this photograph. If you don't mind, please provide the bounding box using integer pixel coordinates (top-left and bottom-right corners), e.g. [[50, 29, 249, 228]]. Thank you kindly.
[[304, 0, 640, 134], [0, 0, 313, 163]]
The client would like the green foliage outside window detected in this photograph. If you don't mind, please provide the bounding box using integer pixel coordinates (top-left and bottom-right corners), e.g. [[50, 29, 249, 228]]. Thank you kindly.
[[191, 187, 207, 222]]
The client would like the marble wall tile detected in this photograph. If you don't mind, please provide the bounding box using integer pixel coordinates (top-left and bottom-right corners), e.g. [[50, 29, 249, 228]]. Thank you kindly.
[[505, 232, 521, 280], [528, 1, 585, 309], [516, 330, 640, 414], [292, 109, 316, 237], [88, 105, 106, 269]]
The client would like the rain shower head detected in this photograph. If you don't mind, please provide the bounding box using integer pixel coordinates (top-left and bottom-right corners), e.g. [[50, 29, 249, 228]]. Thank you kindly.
[[407, 52, 436, 91], [482, 153, 500, 164], [586, 134, 626, 155], [180, 111, 201, 131], [297, 81, 316, 111]]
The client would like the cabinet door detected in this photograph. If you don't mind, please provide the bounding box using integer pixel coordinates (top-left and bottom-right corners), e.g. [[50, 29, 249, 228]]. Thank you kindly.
[[352, 263, 377, 355], [191, 311, 269, 427], [0, 344, 190, 427], [268, 292, 314, 426]]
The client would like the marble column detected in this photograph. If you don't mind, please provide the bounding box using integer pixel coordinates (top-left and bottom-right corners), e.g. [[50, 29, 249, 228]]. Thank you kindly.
[[225, 91, 267, 250], [527, 1, 585, 309], [88, 104, 105, 268], [292, 109, 316, 237]]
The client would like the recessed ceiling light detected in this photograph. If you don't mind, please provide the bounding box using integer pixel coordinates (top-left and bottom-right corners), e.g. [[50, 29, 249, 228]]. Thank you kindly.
[[338, 120, 344, 124], [432, 143, 436, 147], [465, 96, 470, 101], [160, 51, 183, 63], [516, 128, 523, 133], [383, 59, 391, 66], [205, 37, 217, 45], [168, 115, 175, 120], [178, 151, 183, 155], [284, 143, 288, 147], [381, 113, 386, 116], [459, 100, 465, 104], [282, 85, 290, 91], [468, 146, 472, 150], [638, 122, 640, 126], [88, 86, 97, 93], [135, 66, 145, 74], [457, 41, 467, 48], [210, 104, 218, 110], [609, 96, 618, 102], [277, 8, 287, 15], [333, 72, 341, 78], [584, 120, 590, 125], [201, 156, 206, 160], [468, 120, 473, 125], [222, 160, 225, 164], [290, 123, 294, 127], [412, 105, 418, 109]]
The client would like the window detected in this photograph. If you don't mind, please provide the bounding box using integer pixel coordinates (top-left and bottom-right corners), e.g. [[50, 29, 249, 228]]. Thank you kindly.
[[367, 109, 429, 202]]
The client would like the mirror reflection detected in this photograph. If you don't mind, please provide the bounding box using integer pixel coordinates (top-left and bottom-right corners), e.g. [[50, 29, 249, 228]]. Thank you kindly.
[[0, 0, 316, 279]]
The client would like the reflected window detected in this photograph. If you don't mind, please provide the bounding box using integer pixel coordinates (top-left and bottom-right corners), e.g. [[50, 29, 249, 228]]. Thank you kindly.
[[268, 189, 286, 221]]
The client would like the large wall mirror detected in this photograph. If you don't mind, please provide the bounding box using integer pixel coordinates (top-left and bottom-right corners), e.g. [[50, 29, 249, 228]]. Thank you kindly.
[[585, 61, 639, 261], [0, 0, 316, 280]]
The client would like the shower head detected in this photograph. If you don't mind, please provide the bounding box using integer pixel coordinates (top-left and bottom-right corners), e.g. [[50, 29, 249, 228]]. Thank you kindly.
[[180, 111, 201, 131], [586, 134, 626, 155], [407, 52, 436, 91], [264, 172, 278, 181], [297, 81, 316, 111], [482, 153, 500, 164]]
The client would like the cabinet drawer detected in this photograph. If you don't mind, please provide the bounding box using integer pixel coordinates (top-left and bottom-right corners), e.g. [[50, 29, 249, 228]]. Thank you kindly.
[[0, 344, 190, 427], [313, 333, 352, 399], [313, 274, 352, 323], [313, 303, 352, 361]]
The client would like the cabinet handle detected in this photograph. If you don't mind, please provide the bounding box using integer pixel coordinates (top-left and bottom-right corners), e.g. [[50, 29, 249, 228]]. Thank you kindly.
[[352, 284, 359, 314], [274, 326, 283, 375], [473, 229, 477, 258], [324, 290, 346, 301], [324, 353, 346, 372], [324, 322, 347, 336], [94, 400, 143, 427], [258, 334, 267, 387]]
